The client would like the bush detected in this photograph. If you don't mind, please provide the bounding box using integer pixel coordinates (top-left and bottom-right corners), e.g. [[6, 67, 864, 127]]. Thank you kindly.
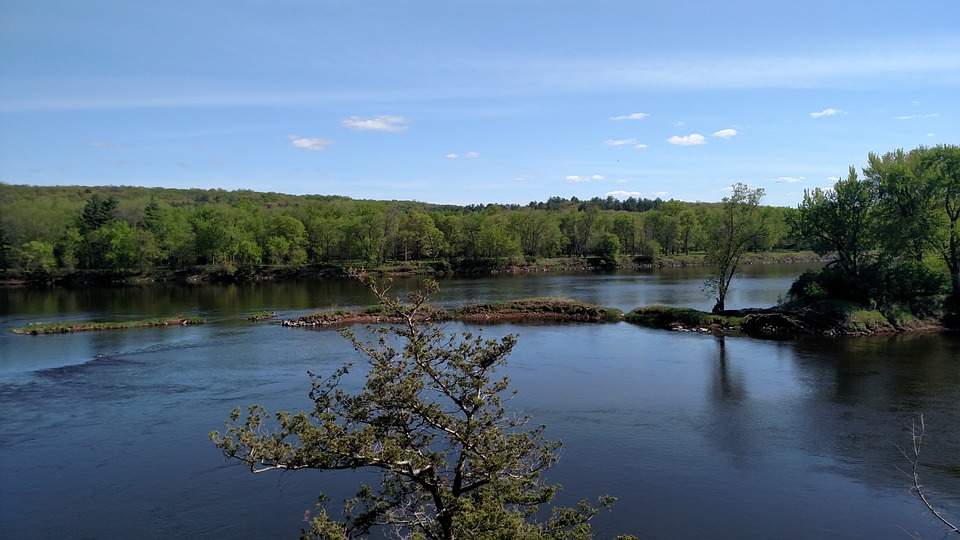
[[788, 260, 949, 307]]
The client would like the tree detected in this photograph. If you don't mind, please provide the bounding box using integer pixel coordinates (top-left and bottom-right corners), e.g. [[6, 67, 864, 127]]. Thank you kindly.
[[867, 145, 960, 295], [791, 166, 877, 277], [508, 209, 563, 260], [16, 240, 56, 275], [703, 183, 768, 313], [593, 233, 621, 266], [211, 276, 628, 540], [78, 194, 119, 234]]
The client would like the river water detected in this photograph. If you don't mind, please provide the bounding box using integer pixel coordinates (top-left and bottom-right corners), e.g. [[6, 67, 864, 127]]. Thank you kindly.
[[1, 264, 958, 539]]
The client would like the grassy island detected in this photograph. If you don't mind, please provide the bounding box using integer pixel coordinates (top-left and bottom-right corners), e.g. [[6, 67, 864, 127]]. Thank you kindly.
[[12, 316, 205, 335], [280, 297, 620, 327], [454, 297, 622, 322]]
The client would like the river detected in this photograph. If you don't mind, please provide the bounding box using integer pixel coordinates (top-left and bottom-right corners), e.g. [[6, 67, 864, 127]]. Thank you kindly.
[[1, 264, 958, 539]]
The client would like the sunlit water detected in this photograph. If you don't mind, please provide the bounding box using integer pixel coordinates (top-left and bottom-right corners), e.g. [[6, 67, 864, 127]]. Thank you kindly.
[[1, 264, 958, 539]]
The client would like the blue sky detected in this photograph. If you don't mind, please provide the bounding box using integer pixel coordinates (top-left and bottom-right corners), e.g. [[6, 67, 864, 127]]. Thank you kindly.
[[1, 1, 958, 207]]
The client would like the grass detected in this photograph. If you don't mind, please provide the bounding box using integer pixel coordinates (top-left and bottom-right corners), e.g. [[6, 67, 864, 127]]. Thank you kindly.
[[12, 316, 205, 335], [625, 305, 742, 331], [455, 297, 622, 321]]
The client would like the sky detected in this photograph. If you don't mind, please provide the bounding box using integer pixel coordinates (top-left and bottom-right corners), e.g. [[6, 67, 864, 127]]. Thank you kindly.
[[1, 1, 958, 207]]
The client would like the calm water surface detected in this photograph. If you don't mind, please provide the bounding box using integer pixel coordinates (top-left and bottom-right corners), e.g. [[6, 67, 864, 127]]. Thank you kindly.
[[1, 264, 958, 539]]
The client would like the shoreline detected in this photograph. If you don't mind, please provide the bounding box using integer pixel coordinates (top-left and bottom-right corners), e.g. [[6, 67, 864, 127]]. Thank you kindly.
[[0, 252, 827, 288]]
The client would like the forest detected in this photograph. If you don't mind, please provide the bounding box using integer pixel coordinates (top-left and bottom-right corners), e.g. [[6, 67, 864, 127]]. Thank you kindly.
[[0, 182, 796, 279], [2, 144, 956, 305]]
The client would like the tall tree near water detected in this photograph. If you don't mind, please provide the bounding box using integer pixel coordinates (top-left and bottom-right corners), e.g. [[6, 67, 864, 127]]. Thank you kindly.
[[211, 276, 630, 540], [791, 166, 877, 277], [703, 183, 768, 313], [867, 145, 960, 295]]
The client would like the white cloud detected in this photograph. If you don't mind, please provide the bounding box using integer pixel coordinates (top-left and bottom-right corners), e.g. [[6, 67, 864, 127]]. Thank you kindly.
[[635, 143, 648, 149], [810, 108, 844, 118], [604, 138, 637, 146], [605, 190, 644, 199], [288, 136, 334, 151], [712, 128, 738, 139], [464, 151, 481, 158], [446, 153, 459, 159], [651, 191, 669, 197], [826, 176, 841, 182], [894, 113, 939, 120], [777, 176, 805, 184], [565, 174, 605, 183], [515, 174, 537, 182], [610, 112, 648, 121], [667, 134, 706, 146], [342, 115, 410, 132]]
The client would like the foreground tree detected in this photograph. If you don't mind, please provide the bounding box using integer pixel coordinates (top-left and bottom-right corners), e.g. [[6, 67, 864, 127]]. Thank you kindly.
[[703, 183, 768, 313], [211, 275, 628, 540]]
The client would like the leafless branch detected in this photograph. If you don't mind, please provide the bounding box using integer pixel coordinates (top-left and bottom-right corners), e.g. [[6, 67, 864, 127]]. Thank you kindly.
[[898, 415, 960, 535]]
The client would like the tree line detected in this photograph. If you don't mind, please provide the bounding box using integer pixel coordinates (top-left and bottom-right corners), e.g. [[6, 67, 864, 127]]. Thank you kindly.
[[0, 183, 797, 277]]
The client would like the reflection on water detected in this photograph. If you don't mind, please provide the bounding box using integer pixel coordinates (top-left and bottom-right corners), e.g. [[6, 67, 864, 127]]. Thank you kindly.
[[1, 266, 958, 539]]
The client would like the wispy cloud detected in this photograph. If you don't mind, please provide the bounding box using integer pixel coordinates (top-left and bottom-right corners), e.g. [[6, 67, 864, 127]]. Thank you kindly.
[[446, 151, 481, 159], [515, 174, 537, 182], [604, 138, 649, 149], [342, 115, 410, 132], [89, 140, 122, 148], [810, 108, 844, 118], [894, 113, 939, 120], [606, 190, 644, 199], [288, 136, 334, 151], [712, 128, 738, 139], [667, 134, 706, 146], [565, 174, 605, 183], [609, 112, 648, 121], [777, 176, 805, 184]]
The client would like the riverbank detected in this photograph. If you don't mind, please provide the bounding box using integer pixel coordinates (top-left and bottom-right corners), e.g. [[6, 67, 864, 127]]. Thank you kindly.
[[627, 298, 957, 337], [0, 251, 825, 288]]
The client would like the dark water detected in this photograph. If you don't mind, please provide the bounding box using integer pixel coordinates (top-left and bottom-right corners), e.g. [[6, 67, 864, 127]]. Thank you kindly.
[[1, 264, 958, 539]]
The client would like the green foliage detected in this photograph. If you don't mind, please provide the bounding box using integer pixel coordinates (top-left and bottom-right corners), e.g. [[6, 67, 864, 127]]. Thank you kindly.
[[592, 233, 621, 266], [1, 183, 799, 278], [703, 183, 768, 313], [625, 305, 742, 330], [866, 144, 960, 295], [78, 194, 120, 233], [211, 276, 624, 539], [787, 260, 949, 308], [456, 297, 622, 322], [791, 167, 876, 276], [788, 144, 960, 318], [16, 240, 56, 275]]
